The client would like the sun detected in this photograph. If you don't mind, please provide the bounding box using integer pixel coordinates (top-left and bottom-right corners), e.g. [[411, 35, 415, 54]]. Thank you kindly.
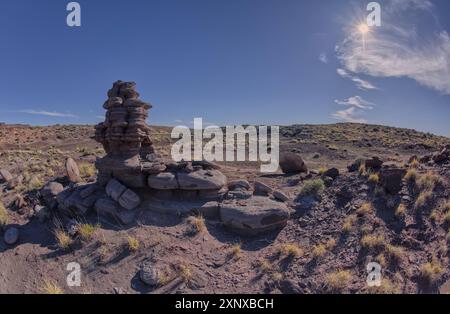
[[358, 23, 370, 35]]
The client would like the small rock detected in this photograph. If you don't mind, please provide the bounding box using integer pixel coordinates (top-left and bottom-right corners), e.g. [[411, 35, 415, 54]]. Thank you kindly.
[[254, 181, 273, 195], [34, 205, 49, 222], [365, 157, 383, 170], [273, 190, 289, 202], [106, 178, 127, 201], [323, 168, 339, 180], [380, 168, 406, 195], [4, 227, 19, 245], [279, 153, 307, 174], [0, 169, 13, 182], [312, 153, 320, 159], [14, 194, 26, 209], [118, 189, 141, 210], [228, 180, 251, 191], [65, 157, 81, 183], [140, 261, 160, 286]]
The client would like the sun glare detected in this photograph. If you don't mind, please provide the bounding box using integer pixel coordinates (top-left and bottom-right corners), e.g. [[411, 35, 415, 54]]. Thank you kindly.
[[358, 23, 370, 34]]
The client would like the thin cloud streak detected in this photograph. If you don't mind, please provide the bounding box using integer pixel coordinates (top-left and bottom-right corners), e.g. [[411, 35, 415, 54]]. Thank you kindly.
[[14, 110, 78, 118]]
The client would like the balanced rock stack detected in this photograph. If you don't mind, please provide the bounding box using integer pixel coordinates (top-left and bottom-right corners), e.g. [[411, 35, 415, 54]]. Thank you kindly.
[[95, 80, 160, 188], [48, 81, 290, 235]]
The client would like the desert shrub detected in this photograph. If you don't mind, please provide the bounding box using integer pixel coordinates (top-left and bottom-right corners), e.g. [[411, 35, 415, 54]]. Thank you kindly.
[[326, 270, 352, 292], [0, 202, 8, 230], [231, 243, 241, 256], [186, 215, 206, 234], [417, 172, 442, 191], [127, 236, 140, 252], [41, 280, 64, 294], [78, 223, 98, 241], [325, 238, 337, 250], [368, 173, 379, 184], [300, 179, 325, 196], [279, 243, 302, 258], [55, 229, 72, 250], [356, 203, 372, 216], [312, 244, 327, 259], [257, 259, 272, 272], [385, 244, 405, 263], [368, 278, 400, 294], [419, 260, 443, 285], [404, 169, 418, 183], [361, 235, 386, 251], [395, 204, 406, 217], [79, 163, 96, 178], [342, 215, 357, 233], [178, 264, 193, 282], [415, 190, 433, 210], [318, 167, 327, 175]]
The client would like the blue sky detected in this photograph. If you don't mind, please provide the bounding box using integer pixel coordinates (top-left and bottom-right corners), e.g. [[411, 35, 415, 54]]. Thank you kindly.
[[1, 0, 449, 136]]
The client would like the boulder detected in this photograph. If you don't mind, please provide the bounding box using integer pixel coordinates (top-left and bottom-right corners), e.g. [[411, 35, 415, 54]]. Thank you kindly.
[[140, 261, 161, 286], [177, 169, 226, 190], [379, 168, 406, 195], [365, 157, 383, 170], [347, 158, 364, 172], [147, 172, 179, 190], [34, 205, 49, 223], [432, 148, 449, 163], [0, 169, 13, 183], [322, 168, 339, 180], [254, 181, 272, 195], [79, 183, 98, 198], [106, 179, 127, 201], [228, 180, 251, 191], [94, 197, 135, 225], [41, 182, 64, 209], [4, 227, 19, 245], [273, 190, 289, 202], [220, 196, 290, 236], [65, 157, 81, 183], [279, 153, 307, 174], [118, 189, 141, 210]]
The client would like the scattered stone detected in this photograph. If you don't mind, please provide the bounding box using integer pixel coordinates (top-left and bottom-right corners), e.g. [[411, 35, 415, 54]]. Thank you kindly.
[[4, 227, 19, 245], [365, 157, 383, 170], [34, 205, 49, 222], [432, 148, 449, 163], [220, 196, 290, 236], [65, 157, 81, 183], [106, 179, 127, 201], [273, 190, 289, 202], [79, 183, 98, 198], [177, 170, 226, 190], [279, 279, 303, 294], [279, 153, 307, 174], [254, 181, 272, 195], [140, 261, 161, 286], [0, 169, 13, 183], [226, 189, 253, 200], [228, 180, 251, 191], [347, 158, 364, 172], [147, 172, 179, 190], [14, 194, 26, 209], [118, 189, 141, 210], [322, 168, 339, 180], [323, 176, 334, 187], [380, 168, 406, 195], [312, 153, 321, 159]]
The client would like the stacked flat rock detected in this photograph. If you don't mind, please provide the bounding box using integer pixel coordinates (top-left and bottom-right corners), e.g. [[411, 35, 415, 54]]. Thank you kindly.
[[95, 81, 156, 188]]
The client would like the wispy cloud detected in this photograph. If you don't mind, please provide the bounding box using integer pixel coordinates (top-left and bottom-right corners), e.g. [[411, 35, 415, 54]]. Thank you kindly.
[[319, 53, 328, 64], [332, 107, 367, 123], [15, 110, 78, 118], [332, 96, 375, 123], [334, 96, 375, 109], [337, 68, 377, 90], [336, 0, 450, 94]]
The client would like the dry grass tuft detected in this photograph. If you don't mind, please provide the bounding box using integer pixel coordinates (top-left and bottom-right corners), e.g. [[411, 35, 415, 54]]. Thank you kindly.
[[55, 229, 72, 250], [278, 243, 302, 258], [368, 173, 379, 184], [0, 202, 8, 230], [186, 215, 206, 235], [356, 203, 373, 216], [79, 163, 96, 178], [300, 179, 325, 196], [41, 280, 64, 294], [419, 260, 443, 285], [326, 270, 352, 292], [127, 236, 140, 252], [361, 235, 386, 251], [78, 223, 98, 242]]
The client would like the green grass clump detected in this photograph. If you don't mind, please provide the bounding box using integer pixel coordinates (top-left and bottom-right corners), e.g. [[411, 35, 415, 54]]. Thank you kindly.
[[300, 179, 325, 196]]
